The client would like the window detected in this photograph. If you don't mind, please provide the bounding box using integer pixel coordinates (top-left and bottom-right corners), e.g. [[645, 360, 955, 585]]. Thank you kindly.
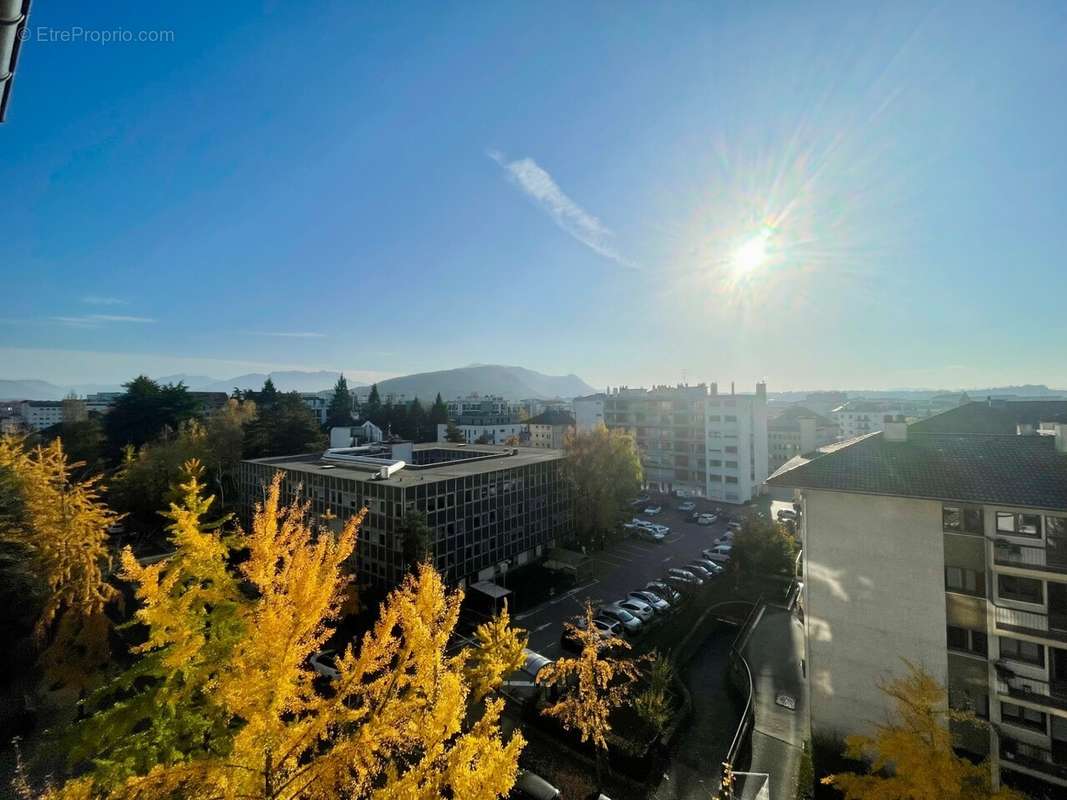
[[943, 505, 983, 534], [998, 574, 1043, 604], [1047, 516, 1067, 538], [725, 446, 738, 454], [999, 637, 1045, 666], [947, 625, 988, 657], [945, 566, 983, 596], [997, 511, 1041, 537], [725, 415, 737, 422], [1001, 702, 1046, 732]]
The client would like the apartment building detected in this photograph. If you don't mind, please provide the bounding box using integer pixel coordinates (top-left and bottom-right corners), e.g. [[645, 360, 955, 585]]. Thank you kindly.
[[831, 399, 917, 438], [767, 406, 838, 472], [17, 400, 64, 431], [446, 394, 512, 419], [573, 393, 606, 432], [768, 414, 1067, 797], [599, 382, 768, 503], [524, 409, 575, 449], [436, 416, 525, 445], [240, 442, 573, 590]]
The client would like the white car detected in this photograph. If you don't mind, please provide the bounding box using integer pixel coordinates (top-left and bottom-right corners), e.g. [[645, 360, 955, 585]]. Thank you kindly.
[[697, 513, 717, 526], [678, 501, 696, 513], [599, 604, 643, 634], [666, 567, 704, 585], [629, 590, 671, 613], [704, 544, 733, 563], [636, 527, 666, 543], [632, 518, 670, 536], [644, 505, 663, 516], [727, 520, 742, 531], [692, 557, 724, 575], [617, 598, 655, 622], [777, 508, 797, 521]]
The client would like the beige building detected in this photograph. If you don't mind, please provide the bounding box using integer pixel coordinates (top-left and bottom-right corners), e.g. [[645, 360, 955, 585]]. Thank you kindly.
[[769, 413, 1067, 797], [767, 406, 838, 472], [524, 409, 574, 449]]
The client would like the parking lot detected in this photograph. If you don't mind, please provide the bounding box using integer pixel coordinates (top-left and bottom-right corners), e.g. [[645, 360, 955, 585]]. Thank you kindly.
[[516, 495, 738, 655]]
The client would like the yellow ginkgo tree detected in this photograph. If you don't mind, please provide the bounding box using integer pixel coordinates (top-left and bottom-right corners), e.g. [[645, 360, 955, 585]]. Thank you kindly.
[[465, 601, 528, 702], [822, 660, 1025, 800], [58, 470, 524, 800], [0, 436, 119, 694]]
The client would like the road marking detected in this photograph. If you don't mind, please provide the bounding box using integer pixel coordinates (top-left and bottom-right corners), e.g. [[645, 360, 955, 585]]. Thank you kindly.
[[533, 622, 552, 633], [662, 556, 673, 563]]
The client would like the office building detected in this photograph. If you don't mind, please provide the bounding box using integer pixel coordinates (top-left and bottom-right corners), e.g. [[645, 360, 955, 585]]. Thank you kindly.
[[768, 412, 1067, 796], [240, 442, 573, 589]]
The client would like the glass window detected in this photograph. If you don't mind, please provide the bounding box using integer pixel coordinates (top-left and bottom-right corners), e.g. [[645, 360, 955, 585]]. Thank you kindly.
[[947, 625, 988, 656], [946, 625, 968, 651], [944, 505, 983, 534], [1047, 516, 1067, 538], [1001, 702, 1046, 732], [945, 566, 982, 596], [998, 574, 1043, 604], [997, 512, 1041, 537], [999, 637, 1045, 666]]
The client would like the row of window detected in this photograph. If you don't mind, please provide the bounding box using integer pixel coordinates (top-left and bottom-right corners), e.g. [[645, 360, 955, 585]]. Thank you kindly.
[[943, 503, 1067, 539], [945, 625, 1048, 668]]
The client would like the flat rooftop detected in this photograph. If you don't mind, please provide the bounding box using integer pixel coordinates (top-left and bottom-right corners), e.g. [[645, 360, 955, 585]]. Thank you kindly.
[[244, 442, 565, 486]]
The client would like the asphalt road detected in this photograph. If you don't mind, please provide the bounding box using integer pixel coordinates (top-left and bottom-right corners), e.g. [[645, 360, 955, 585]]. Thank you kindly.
[[517, 498, 736, 656]]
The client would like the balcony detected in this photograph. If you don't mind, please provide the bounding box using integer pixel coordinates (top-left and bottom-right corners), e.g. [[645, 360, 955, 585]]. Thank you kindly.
[[1000, 739, 1067, 782], [996, 674, 1067, 712], [994, 538, 1067, 576], [994, 606, 1067, 643]]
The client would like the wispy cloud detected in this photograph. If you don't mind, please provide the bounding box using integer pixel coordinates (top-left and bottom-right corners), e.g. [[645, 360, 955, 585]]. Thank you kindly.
[[488, 150, 639, 270], [81, 295, 127, 306], [244, 331, 327, 339], [51, 314, 156, 328]]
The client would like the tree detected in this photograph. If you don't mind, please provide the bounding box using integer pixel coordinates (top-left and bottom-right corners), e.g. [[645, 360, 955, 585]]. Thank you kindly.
[[57, 475, 524, 800], [429, 393, 449, 430], [203, 397, 257, 509], [822, 660, 1023, 800], [407, 397, 428, 442], [475, 432, 493, 445], [445, 420, 466, 443], [465, 603, 527, 702], [399, 510, 433, 570], [732, 518, 798, 578], [503, 435, 521, 447], [326, 374, 354, 429], [564, 426, 643, 548], [258, 377, 279, 407], [366, 383, 382, 415], [0, 437, 119, 694], [536, 601, 640, 787], [634, 651, 674, 739], [243, 391, 325, 458], [104, 376, 200, 459]]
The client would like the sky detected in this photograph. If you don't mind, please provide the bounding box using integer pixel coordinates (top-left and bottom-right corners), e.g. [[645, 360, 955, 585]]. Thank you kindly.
[[3, 1, 1067, 392]]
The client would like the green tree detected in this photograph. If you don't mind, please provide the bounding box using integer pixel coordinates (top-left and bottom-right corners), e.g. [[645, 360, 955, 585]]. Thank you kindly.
[[400, 510, 433, 570], [822, 661, 1023, 800], [429, 393, 449, 430], [326, 374, 354, 429], [104, 376, 200, 459], [258, 377, 279, 407], [732, 518, 798, 578], [366, 383, 382, 414], [634, 651, 674, 739], [564, 426, 643, 548], [445, 420, 466, 443], [243, 392, 325, 458], [407, 397, 428, 441]]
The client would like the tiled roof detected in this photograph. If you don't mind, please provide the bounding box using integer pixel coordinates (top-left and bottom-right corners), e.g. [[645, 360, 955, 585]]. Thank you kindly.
[[909, 400, 1067, 435], [766, 430, 1067, 511], [526, 409, 575, 426]]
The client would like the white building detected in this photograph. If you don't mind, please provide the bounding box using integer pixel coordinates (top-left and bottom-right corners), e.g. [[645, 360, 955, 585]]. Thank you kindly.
[[831, 399, 916, 438], [600, 382, 769, 503], [18, 401, 64, 431], [446, 394, 512, 418], [769, 411, 1067, 797], [436, 421, 524, 445], [573, 393, 605, 432], [300, 393, 330, 426], [524, 410, 575, 449]]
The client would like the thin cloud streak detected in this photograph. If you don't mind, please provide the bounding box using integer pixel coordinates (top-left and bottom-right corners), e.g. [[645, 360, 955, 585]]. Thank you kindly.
[[51, 314, 156, 328], [245, 331, 327, 339], [488, 150, 639, 270], [81, 295, 127, 305]]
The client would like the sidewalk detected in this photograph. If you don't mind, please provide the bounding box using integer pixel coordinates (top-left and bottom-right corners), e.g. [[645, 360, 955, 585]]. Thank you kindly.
[[743, 605, 809, 800]]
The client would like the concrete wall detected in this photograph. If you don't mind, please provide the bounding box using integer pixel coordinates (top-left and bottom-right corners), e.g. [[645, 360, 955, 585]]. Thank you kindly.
[[803, 489, 949, 738]]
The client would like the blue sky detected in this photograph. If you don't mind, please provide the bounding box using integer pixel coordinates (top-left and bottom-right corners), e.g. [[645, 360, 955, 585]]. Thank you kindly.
[[3, 1, 1067, 391]]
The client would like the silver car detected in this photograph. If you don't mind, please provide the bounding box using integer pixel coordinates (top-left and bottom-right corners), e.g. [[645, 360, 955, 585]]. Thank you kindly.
[[629, 590, 671, 613], [618, 597, 655, 622], [599, 604, 643, 633], [667, 567, 704, 585]]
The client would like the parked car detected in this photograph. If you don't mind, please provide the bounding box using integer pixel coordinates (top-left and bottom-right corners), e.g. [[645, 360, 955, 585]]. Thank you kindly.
[[561, 615, 620, 651], [632, 518, 670, 536], [685, 563, 714, 580], [716, 530, 735, 545], [678, 500, 696, 513], [777, 508, 798, 521], [697, 513, 717, 526], [511, 770, 561, 800], [687, 510, 702, 523], [629, 590, 671, 613], [727, 520, 743, 531], [310, 650, 339, 680], [631, 494, 651, 507], [618, 598, 655, 622], [691, 557, 725, 575], [666, 567, 704, 586], [645, 581, 682, 604], [636, 526, 666, 543], [644, 505, 663, 516], [598, 604, 643, 634], [704, 544, 733, 563]]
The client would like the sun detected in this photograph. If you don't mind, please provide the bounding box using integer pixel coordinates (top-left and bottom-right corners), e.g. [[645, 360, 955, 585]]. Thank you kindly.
[[732, 229, 772, 273]]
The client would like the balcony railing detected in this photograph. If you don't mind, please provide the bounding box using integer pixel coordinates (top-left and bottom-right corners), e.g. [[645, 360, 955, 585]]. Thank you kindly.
[[994, 606, 1067, 643], [1000, 739, 1067, 781], [995, 674, 1067, 712], [994, 539, 1067, 576]]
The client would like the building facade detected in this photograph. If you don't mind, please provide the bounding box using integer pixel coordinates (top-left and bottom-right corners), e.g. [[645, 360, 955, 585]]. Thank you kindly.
[[769, 417, 1067, 796], [600, 382, 768, 503], [573, 393, 605, 432], [240, 442, 573, 590], [524, 409, 575, 449], [831, 399, 917, 438], [767, 406, 838, 472]]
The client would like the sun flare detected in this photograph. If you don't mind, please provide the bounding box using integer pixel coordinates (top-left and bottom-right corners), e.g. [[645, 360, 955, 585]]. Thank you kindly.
[[732, 230, 771, 273]]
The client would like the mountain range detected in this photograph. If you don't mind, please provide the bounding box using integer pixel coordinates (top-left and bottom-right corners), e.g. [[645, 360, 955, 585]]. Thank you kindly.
[[0, 365, 597, 402]]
